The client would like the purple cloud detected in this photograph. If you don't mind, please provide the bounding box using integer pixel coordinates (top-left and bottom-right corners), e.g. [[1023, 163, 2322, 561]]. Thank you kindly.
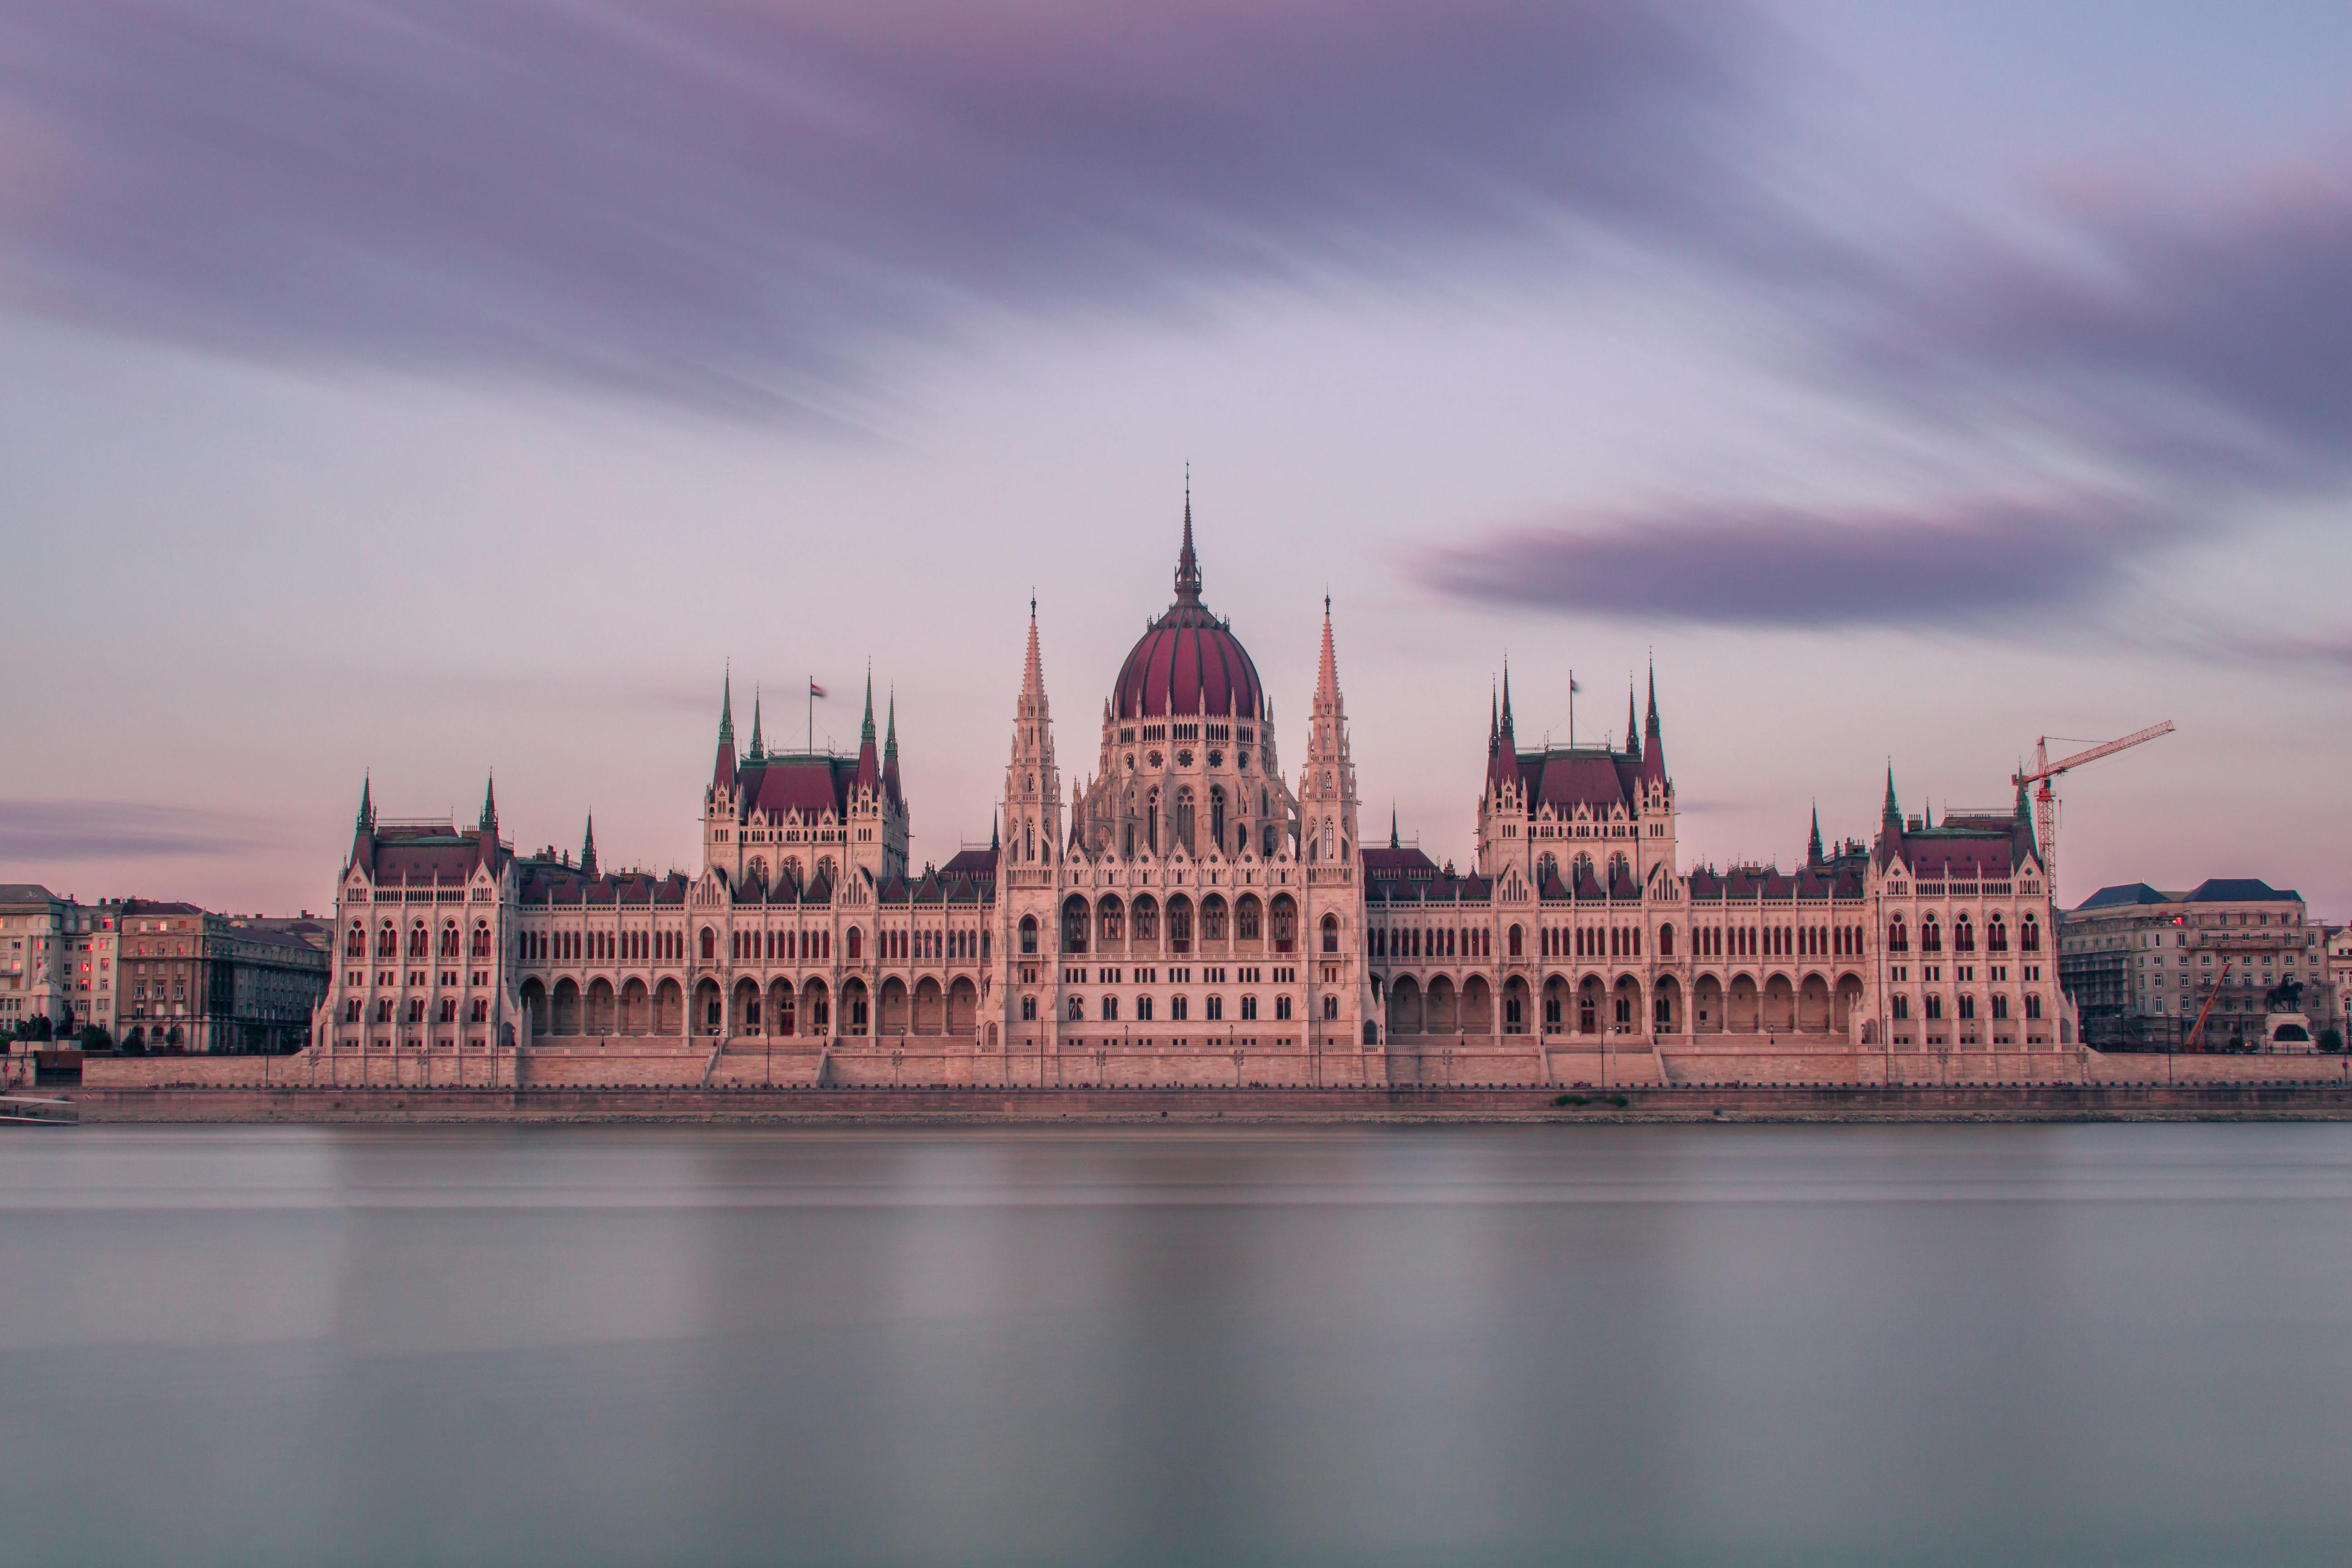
[[0, 0, 1766, 411], [1859, 175, 2352, 487], [0, 802, 267, 861], [1425, 497, 2176, 627]]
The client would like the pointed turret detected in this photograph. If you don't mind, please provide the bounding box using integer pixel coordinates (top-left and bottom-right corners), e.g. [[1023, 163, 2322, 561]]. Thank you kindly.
[[713, 671, 738, 792], [1807, 804, 1823, 867], [479, 774, 498, 833], [990, 809, 1000, 852], [580, 815, 598, 879], [882, 689, 902, 807], [1485, 672, 1518, 798], [854, 669, 881, 795], [1175, 472, 1202, 604], [748, 689, 764, 762], [1315, 594, 1341, 708], [1390, 804, 1400, 851], [1877, 765, 1905, 867], [1624, 681, 1641, 761], [1640, 661, 1668, 784], [350, 773, 377, 873]]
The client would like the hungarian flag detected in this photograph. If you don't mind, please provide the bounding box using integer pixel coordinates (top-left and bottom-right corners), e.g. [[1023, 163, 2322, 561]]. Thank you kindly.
[[1568, 675, 1581, 693], [808, 681, 828, 699]]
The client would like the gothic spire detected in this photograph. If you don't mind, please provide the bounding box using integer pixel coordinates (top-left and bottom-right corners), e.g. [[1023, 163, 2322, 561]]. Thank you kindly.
[[748, 689, 764, 761], [1625, 680, 1640, 760], [719, 666, 734, 747], [479, 773, 497, 833], [1500, 661, 1514, 734], [580, 814, 598, 878], [1390, 803, 1400, 850], [883, 689, 902, 805], [1807, 803, 1823, 866], [1175, 469, 1202, 604], [991, 808, 1000, 852], [1645, 658, 1660, 740], [1884, 764, 1900, 819], [1315, 594, 1340, 708], [861, 669, 876, 744], [357, 773, 373, 832]]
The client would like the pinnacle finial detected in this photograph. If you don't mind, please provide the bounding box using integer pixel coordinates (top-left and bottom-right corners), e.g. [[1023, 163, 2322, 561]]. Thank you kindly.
[[861, 667, 876, 744], [358, 773, 374, 832], [480, 772, 497, 833], [749, 688, 764, 761], [718, 664, 735, 747]]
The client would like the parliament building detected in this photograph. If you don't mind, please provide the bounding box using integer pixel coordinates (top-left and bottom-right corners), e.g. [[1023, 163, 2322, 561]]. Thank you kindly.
[[317, 500, 2077, 1086]]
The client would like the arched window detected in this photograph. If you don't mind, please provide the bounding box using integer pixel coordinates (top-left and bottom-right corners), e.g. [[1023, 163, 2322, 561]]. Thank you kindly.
[[1573, 853, 1595, 885], [1988, 918, 2009, 952], [1175, 788, 1196, 853], [2025, 993, 2043, 1019], [1921, 918, 1942, 953], [1019, 915, 1038, 956], [1958, 994, 1976, 1019], [1169, 897, 1193, 952], [1892, 995, 1910, 1020], [1271, 896, 1297, 953], [1262, 823, 1278, 857], [1508, 924, 1524, 958], [1202, 896, 1228, 941], [345, 922, 365, 958], [1102, 995, 1119, 1021], [1537, 853, 1557, 887], [408, 921, 427, 958], [2021, 916, 2042, 953], [1321, 914, 1340, 954], [1955, 916, 1975, 952], [847, 927, 863, 961], [1147, 790, 1161, 854], [1888, 918, 1908, 952], [1067, 995, 1083, 1022], [1236, 896, 1262, 941], [1925, 994, 1943, 1019], [1062, 897, 1091, 954], [440, 921, 460, 958], [1608, 853, 1629, 884], [1210, 787, 1226, 850], [471, 921, 490, 958], [1021, 996, 1036, 1021], [699, 927, 716, 963], [1098, 896, 1125, 944], [1991, 994, 2010, 1019], [1658, 923, 1675, 958]]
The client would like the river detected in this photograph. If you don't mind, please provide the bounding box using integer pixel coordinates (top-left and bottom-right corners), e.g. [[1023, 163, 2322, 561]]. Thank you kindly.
[[4, 1123, 2350, 1566]]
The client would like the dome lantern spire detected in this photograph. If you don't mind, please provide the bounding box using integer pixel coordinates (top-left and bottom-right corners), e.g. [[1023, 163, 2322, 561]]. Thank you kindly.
[[1175, 466, 1202, 604]]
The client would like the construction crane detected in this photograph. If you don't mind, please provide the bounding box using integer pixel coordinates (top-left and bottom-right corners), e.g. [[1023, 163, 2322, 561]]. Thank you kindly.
[[2184, 959, 2234, 1054], [2013, 720, 2175, 890]]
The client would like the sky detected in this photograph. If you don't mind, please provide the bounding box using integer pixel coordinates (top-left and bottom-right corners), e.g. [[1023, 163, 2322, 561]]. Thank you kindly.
[[3, 0, 2349, 918]]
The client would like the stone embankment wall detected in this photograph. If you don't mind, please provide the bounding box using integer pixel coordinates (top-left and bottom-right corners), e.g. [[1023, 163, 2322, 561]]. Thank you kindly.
[[72, 1035, 2352, 1097], [62, 1082, 2352, 1124]]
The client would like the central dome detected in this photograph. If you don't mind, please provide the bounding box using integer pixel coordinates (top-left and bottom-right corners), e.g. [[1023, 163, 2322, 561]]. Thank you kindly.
[[1111, 504, 1266, 722]]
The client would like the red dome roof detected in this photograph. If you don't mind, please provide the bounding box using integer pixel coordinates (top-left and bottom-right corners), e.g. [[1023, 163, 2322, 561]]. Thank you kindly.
[[1111, 503, 1265, 721]]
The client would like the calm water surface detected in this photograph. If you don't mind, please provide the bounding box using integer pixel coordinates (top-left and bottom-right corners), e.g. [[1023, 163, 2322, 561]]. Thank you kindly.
[[5, 1123, 2352, 1567]]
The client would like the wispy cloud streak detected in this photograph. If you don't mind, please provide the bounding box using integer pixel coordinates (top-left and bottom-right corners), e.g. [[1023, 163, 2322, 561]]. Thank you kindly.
[[1426, 497, 2176, 627], [0, 802, 269, 861], [0, 0, 1764, 411]]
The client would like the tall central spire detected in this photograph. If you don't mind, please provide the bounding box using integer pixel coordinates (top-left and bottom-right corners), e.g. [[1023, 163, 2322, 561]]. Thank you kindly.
[[1174, 467, 1202, 604]]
